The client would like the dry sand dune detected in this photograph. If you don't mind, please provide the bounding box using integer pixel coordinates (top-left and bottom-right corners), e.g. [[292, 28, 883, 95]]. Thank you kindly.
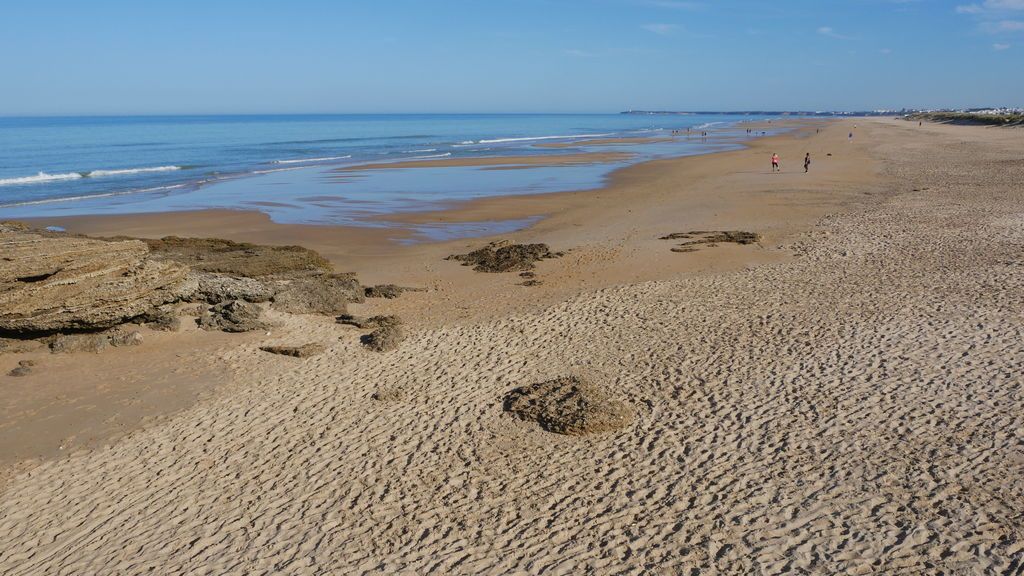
[[1, 120, 1023, 573]]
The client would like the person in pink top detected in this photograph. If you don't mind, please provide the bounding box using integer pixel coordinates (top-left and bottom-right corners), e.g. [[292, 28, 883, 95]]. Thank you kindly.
[[771, 153, 780, 172]]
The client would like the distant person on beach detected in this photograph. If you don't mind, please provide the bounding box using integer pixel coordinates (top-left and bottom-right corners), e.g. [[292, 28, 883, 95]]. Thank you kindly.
[[849, 131, 854, 141], [804, 153, 811, 173], [771, 153, 780, 172]]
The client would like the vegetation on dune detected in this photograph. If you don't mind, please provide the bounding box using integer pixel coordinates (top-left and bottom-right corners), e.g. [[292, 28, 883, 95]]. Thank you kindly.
[[907, 112, 1024, 127]]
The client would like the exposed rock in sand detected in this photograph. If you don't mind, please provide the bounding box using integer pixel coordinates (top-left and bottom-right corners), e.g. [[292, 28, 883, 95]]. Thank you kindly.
[[361, 325, 405, 352], [503, 376, 635, 436], [271, 273, 363, 315], [371, 387, 406, 402], [136, 308, 181, 332], [7, 360, 35, 377], [108, 331, 144, 347], [140, 236, 331, 277], [142, 236, 365, 315], [0, 337, 45, 354], [364, 284, 423, 299], [660, 230, 761, 252], [338, 314, 403, 330], [48, 333, 110, 354], [197, 301, 267, 333], [194, 273, 275, 303], [259, 343, 326, 358], [447, 240, 561, 273], [0, 225, 194, 334]]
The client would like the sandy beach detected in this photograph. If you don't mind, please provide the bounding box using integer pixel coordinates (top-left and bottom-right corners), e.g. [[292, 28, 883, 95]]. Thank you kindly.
[[2, 118, 1023, 573]]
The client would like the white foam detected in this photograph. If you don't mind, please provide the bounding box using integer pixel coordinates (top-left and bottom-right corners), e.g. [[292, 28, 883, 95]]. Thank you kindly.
[[407, 148, 437, 153], [0, 172, 83, 186], [251, 166, 307, 175], [0, 183, 188, 208], [0, 165, 185, 186], [408, 153, 452, 160], [476, 133, 614, 144], [86, 165, 182, 177], [272, 155, 352, 165], [695, 122, 725, 130]]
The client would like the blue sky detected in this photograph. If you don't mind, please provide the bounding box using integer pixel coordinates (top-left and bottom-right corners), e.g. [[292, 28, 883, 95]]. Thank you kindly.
[[0, 0, 1021, 114]]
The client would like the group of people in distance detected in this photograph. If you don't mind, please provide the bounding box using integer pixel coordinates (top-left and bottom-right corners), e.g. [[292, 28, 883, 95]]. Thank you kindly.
[[771, 152, 812, 173]]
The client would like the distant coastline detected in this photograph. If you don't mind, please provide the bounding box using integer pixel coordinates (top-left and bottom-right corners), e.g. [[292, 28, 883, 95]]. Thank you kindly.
[[620, 110, 901, 117]]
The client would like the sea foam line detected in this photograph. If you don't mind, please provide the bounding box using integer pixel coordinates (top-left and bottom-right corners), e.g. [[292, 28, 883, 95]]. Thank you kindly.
[[87, 165, 182, 177], [476, 133, 614, 144], [0, 165, 183, 186], [0, 172, 83, 186], [0, 183, 189, 208], [272, 155, 352, 164]]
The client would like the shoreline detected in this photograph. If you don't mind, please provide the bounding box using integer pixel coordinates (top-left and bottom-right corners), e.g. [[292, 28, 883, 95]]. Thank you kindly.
[[23, 119, 821, 282], [5, 118, 1024, 571], [3, 118, 862, 471]]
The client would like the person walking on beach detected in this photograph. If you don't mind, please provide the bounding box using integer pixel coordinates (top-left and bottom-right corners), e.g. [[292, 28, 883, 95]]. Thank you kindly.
[[804, 153, 811, 173], [771, 152, 780, 172]]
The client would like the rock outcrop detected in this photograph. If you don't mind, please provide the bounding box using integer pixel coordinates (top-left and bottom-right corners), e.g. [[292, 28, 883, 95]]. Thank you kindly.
[[0, 224, 195, 335], [270, 273, 363, 315], [361, 325, 405, 352], [447, 241, 562, 273], [503, 376, 635, 436], [197, 300, 267, 333], [259, 343, 325, 358]]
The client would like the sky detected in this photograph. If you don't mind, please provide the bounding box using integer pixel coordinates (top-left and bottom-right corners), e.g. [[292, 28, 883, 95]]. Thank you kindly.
[[0, 0, 1021, 115]]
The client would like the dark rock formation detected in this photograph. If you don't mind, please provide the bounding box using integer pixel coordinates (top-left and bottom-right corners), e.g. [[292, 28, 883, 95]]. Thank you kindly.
[[7, 360, 35, 377], [338, 314, 403, 330], [660, 230, 761, 252], [271, 273, 363, 315], [108, 331, 144, 347], [361, 325, 405, 352], [447, 241, 561, 273], [136, 308, 181, 332], [197, 301, 267, 333], [364, 284, 423, 299], [48, 333, 110, 354], [503, 376, 635, 436], [139, 236, 331, 277], [0, 338, 45, 354], [259, 343, 326, 358]]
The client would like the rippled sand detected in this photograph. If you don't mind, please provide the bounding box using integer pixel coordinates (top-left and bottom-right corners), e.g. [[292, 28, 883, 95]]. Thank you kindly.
[[2, 119, 1023, 574]]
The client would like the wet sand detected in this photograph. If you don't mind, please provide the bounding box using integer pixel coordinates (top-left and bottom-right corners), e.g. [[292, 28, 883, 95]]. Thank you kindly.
[[4, 118, 1024, 573], [535, 136, 675, 148], [332, 151, 634, 172]]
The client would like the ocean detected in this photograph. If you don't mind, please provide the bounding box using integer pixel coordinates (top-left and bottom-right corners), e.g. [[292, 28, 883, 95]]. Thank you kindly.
[[0, 114, 776, 231]]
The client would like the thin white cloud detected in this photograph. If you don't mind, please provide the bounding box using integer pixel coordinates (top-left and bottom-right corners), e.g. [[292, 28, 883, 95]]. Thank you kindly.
[[817, 26, 853, 40], [642, 23, 678, 35], [958, 0, 1024, 11], [981, 19, 1024, 32], [985, 0, 1024, 9], [993, 42, 1012, 48], [879, 47, 893, 54], [639, 0, 704, 9]]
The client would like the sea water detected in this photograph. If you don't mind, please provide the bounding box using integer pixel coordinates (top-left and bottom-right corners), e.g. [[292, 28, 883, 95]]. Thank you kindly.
[[0, 114, 776, 230]]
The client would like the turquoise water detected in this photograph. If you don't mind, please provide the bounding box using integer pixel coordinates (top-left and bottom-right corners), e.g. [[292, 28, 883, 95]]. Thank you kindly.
[[0, 114, 776, 230]]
